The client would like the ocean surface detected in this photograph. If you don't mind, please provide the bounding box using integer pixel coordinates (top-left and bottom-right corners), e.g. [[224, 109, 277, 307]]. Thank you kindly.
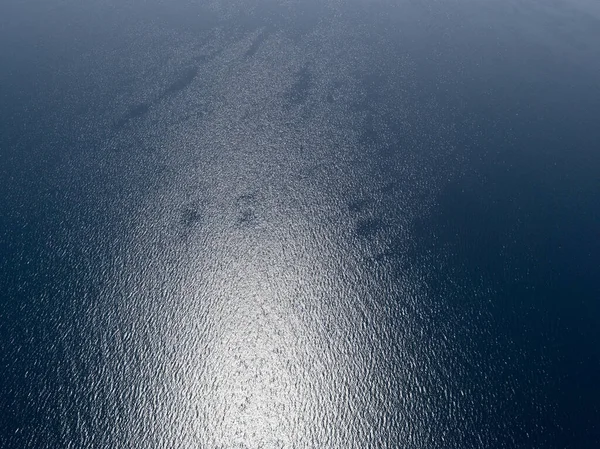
[[1, 1, 599, 448]]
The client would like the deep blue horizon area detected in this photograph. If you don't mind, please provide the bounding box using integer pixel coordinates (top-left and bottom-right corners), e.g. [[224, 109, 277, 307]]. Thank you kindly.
[[1, 1, 599, 448]]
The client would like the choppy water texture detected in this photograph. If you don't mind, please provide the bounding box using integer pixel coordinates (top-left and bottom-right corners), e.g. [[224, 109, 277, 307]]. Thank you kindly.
[[1, 1, 600, 448]]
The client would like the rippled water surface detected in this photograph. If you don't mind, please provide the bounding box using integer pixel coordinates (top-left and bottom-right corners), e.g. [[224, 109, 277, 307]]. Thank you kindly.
[[1, 1, 599, 448]]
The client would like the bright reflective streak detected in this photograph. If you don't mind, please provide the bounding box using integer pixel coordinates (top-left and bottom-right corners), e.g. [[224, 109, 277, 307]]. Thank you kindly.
[[92, 9, 465, 447], [175, 214, 364, 448]]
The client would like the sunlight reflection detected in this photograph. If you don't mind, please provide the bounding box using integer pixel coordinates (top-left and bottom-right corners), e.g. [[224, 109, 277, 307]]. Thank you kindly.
[[173, 222, 357, 448]]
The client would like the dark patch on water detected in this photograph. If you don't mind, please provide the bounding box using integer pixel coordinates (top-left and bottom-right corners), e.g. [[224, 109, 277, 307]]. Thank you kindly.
[[245, 28, 271, 58], [355, 217, 383, 238], [359, 114, 378, 147], [114, 102, 151, 130], [114, 66, 198, 132], [234, 192, 260, 227], [348, 198, 371, 214], [235, 192, 258, 205], [159, 67, 198, 99], [193, 54, 211, 64], [236, 208, 257, 227], [180, 204, 203, 228], [286, 68, 313, 106]]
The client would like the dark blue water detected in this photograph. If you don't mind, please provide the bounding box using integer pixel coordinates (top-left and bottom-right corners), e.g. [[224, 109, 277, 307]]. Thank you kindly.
[[1, 1, 599, 447]]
